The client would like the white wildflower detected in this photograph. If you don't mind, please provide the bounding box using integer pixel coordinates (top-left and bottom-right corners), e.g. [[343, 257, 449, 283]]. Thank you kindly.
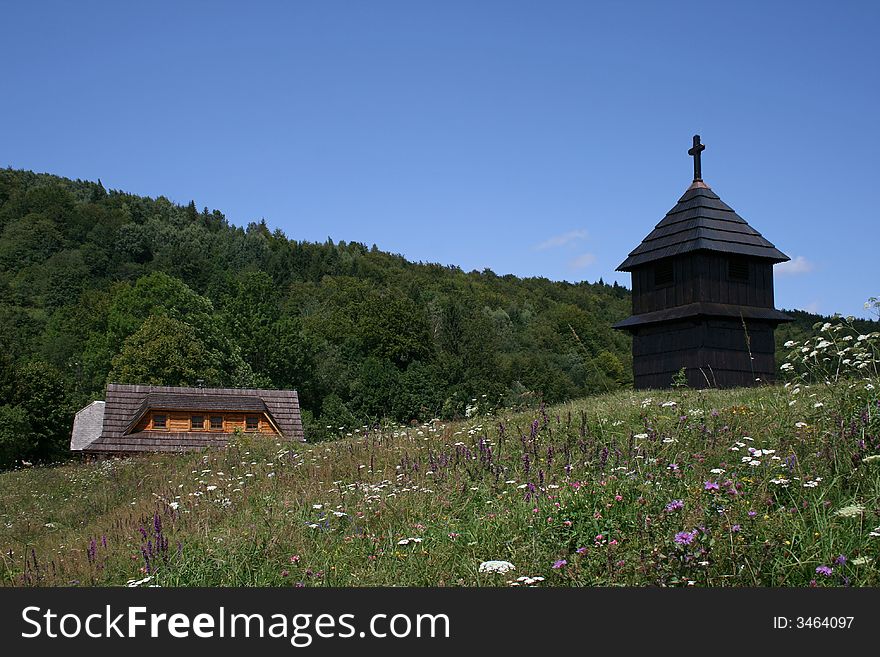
[[479, 560, 516, 574], [126, 575, 154, 587], [835, 504, 866, 518]]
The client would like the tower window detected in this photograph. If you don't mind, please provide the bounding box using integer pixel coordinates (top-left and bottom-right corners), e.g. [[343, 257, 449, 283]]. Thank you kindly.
[[191, 415, 205, 430], [153, 414, 167, 429], [653, 260, 674, 287], [246, 415, 260, 432], [729, 258, 750, 282]]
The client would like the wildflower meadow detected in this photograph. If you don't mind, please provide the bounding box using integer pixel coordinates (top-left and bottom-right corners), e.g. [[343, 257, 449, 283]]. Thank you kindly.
[[1, 318, 878, 588]]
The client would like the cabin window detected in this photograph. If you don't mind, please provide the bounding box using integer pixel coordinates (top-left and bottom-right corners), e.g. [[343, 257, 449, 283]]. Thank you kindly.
[[245, 415, 260, 432], [728, 258, 750, 282], [191, 415, 205, 430], [210, 415, 224, 430], [153, 414, 167, 429], [653, 260, 674, 287]]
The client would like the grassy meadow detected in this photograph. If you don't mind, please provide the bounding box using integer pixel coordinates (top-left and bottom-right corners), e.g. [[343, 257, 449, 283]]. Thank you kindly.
[[2, 374, 879, 588]]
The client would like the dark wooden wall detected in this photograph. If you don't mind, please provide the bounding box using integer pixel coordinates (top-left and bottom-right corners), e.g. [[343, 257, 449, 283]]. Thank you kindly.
[[631, 254, 774, 315], [632, 318, 777, 389]]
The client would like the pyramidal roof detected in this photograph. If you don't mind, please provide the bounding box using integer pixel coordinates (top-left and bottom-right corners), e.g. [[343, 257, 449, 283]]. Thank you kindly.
[[616, 180, 790, 271]]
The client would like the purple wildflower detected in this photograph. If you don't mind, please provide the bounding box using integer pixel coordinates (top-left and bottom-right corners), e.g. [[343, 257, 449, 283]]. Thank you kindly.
[[665, 499, 684, 512], [816, 565, 833, 577], [748, 510, 757, 518], [674, 530, 697, 546], [704, 481, 720, 492], [551, 559, 567, 569], [834, 555, 847, 565], [731, 524, 741, 533], [575, 547, 587, 555]]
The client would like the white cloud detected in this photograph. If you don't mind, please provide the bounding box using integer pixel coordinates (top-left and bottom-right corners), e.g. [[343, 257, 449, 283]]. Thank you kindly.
[[534, 229, 588, 250], [569, 253, 596, 269], [776, 255, 814, 276], [803, 300, 821, 314]]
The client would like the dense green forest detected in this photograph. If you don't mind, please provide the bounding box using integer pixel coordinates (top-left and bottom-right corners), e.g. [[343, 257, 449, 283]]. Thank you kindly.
[[0, 168, 875, 467]]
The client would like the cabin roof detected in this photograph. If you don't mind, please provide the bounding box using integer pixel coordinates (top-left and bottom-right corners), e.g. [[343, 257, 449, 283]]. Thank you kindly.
[[70, 400, 105, 451], [73, 383, 304, 453], [616, 183, 790, 271]]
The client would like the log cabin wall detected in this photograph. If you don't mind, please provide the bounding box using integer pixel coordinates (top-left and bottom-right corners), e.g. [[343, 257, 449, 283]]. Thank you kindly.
[[133, 411, 277, 435]]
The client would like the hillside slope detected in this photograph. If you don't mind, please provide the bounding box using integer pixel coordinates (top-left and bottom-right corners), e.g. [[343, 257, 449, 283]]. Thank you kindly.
[[2, 376, 878, 587], [1, 167, 875, 467]]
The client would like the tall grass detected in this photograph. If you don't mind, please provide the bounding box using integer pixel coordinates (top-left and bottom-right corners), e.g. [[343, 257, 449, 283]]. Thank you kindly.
[[2, 374, 878, 587]]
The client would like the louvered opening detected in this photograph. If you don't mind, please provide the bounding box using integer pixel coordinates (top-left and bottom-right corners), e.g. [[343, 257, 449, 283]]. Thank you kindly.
[[653, 260, 674, 287], [728, 258, 750, 282]]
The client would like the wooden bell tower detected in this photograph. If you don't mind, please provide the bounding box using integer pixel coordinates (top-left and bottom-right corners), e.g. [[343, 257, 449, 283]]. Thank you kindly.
[[613, 136, 793, 389]]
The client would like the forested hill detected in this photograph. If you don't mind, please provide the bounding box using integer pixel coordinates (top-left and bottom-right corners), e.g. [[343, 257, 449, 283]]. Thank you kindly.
[[0, 168, 874, 466]]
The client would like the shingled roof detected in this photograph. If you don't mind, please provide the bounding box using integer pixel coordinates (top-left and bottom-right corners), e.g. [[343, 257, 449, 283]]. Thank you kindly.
[[612, 302, 793, 330], [616, 181, 789, 271], [73, 384, 304, 454]]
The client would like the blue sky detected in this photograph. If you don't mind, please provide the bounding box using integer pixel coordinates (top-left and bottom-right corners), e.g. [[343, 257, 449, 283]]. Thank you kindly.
[[3, 1, 878, 318]]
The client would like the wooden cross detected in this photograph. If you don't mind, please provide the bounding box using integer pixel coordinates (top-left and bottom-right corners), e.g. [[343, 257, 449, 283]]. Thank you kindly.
[[688, 134, 706, 181]]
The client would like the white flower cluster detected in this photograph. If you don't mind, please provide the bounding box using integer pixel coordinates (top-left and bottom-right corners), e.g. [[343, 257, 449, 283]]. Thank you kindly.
[[781, 311, 880, 384], [479, 560, 515, 574]]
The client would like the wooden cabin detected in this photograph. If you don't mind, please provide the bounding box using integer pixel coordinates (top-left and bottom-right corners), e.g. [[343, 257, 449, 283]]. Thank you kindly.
[[70, 384, 305, 455], [613, 136, 792, 389]]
